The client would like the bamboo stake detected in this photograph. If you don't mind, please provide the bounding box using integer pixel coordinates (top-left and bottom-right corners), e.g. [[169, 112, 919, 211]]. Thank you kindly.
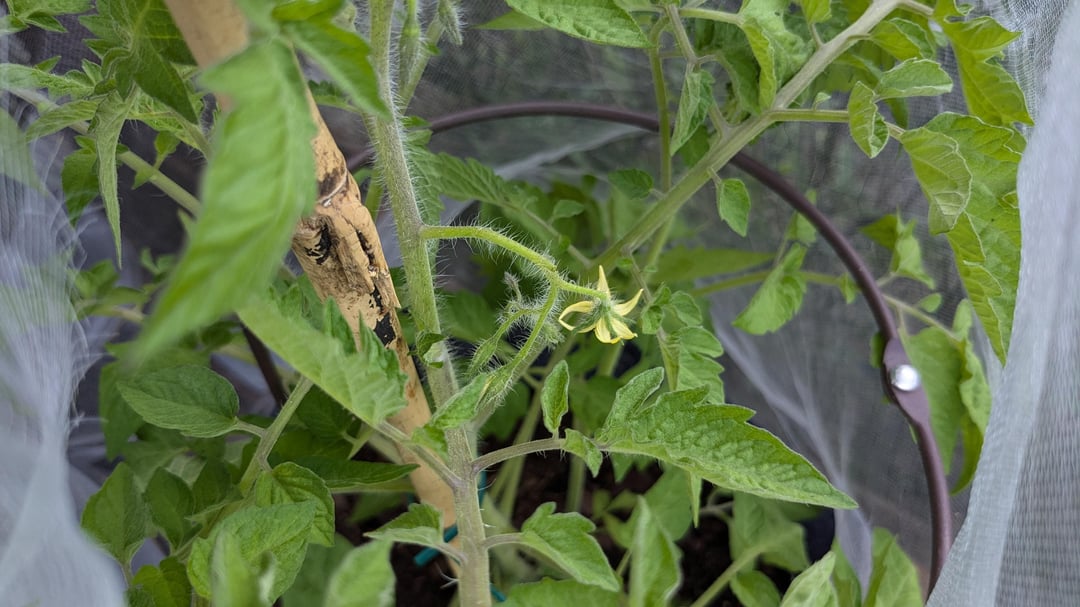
[[163, 0, 457, 528]]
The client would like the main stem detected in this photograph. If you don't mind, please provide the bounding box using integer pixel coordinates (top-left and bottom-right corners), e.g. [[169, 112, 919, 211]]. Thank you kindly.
[[367, 3, 488, 605]]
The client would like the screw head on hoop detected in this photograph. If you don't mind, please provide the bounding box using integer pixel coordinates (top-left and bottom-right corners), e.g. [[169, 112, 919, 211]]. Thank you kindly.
[[889, 364, 921, 392]]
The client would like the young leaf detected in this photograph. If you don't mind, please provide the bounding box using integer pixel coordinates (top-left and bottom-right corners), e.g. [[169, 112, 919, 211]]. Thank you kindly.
[[254, 463, 336, 546], [672, 68, 715, 153], [187, 502, 316, 600], [323, 540, 396, 607], [563, 429, 603, 477], [541, 360, 570, 435], [237, 295, 407, 428], [733, 245, 807, 335], [366, 503, 444, 550], [282, 19, 388, 118], [137, 40, 316, 356], [899, 128, 972, 233], [282, 457, 416, 492], [118, 365, 240, 438], [716, 178, 751, 237], [655, 247, 772, 283], [732, 571, 781, 607], [210, 531, 274, 607], [864, 528, 921, 607], [848, 82, 887, 158], [79, 0, 198, 122], [598, 367, 665, 434], [730, 493, 809, 572], [144, 468, 195, 549], [871, 18, 935, 61], [505, 0, 649, 48], [81, 462, 151, 569], [519, 503, 621, 591], [502, 579, 620, 607], [629, 498, 681, 607], [830, 540, 863, 607], [89, 92, 134, 261], [429, 372, 490, 430], [860, 214, 935, 288], [129, 557, 191, 607], [940, 14, 1031, 126], [876, 59, 953, 99], [598, 396, 855, 509], [609, 169, 653, 200], [779, 552, 837, 607]]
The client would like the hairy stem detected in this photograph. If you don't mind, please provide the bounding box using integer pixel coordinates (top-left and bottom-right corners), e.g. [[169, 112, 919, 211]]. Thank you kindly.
[[238, 378, 312, 493]]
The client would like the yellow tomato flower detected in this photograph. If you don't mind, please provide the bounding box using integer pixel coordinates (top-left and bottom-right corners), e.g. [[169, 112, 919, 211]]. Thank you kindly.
[[558, 266, 644, 344]]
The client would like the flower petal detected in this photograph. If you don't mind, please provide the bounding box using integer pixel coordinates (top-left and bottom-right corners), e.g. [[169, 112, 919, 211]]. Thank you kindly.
[[596, 265, 610, 296], [594, 318, 616, 344], [558, 300, 596, 331], [608, 316, 637, 341], [613, 289, 644, 316]]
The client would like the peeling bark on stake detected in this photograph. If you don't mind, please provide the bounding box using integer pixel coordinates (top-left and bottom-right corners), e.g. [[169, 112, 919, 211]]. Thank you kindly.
[[163, 0, 457, 527]]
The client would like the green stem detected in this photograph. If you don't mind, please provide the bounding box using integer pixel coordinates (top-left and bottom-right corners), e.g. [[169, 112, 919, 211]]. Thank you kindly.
[[238, 378, 313, 494], [233, 420, 268, 438], [690, 269, 843, 297], [367, 1, 458, 405], [688, 544, 763, 607], [592, 0, 907, 271], [447, 426, 491, 607], [770, 108, 849, 123], [482, 533, 524, 551], [474, 437, 565, 473], [678, 7, 742, 26], [885, 293, 955, 337]]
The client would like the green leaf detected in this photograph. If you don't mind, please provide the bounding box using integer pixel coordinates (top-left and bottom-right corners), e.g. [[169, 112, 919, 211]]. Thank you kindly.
[[294, 386, 354, 440], [563, 429, 603, 477], [283, 19, 387, 117], [830, 540, 863, 607], [664, 326, 725, 400], [144, 468, 194, 549], [80, 0, 197, 121], [519, 502, 621, 591], [366, 503, 444, 550], [716, 178, 751, 237], [81, 462, 151, 569], [779, 553, 837, 607], [860, 214, 935, 288], [502, 579, 620, 607], [210, 531, 275, 607], [271, 0, 344, 22], [254, 463, 336, 546], [922, 113, 1021, 362], [798, 0, 830, 24], [733, 245, 807, 335], [609, 169, 653, 200], [429, 372, 490, 430], [942, 16, 1031, 126], [25, 98, 98, 140], [61, 141, 100, 222], [137, 40, 316, 355], [551, 199, 586, 220], [188, 502, 316, 600], [129, 557, 191, 607], [871, 17, 935, 61], [741, 18, 778, 109], [629, 498, 681, 607], [654, 247, 772, 283], [476, 9, 547, 30], [280, 536, 353, 607], [505, 0, 649, 48], [597, 393, 855, 509], [733, 571, 781, 607], [237, 295, 407, 427], [598, 367, 665, 435], [0, 107, 43, 192], [541, 360, 571, 436], [903, 327, 970, 476], [900, 127, 972, 233], [848, 82, 888, 158], [864, 528, 921, 607], [323, 540, 396, 607], [118, 365, 240, 437], [731, 493, 810, 572], [282, 456, 416, 492], [876, 59, 953, 99], [89, 92, 133, 261], [672, 68, 715, 153]]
